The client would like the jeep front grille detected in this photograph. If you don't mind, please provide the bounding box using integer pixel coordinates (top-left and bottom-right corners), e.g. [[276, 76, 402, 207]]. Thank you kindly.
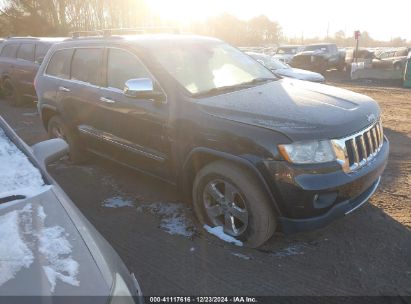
[[332, 121, 384, 173]]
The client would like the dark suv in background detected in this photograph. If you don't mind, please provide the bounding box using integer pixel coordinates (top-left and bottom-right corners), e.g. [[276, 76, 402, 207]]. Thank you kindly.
[[291, 43, 345, 74], [0, 37, 65, 105], [35, 31, 389, 247]]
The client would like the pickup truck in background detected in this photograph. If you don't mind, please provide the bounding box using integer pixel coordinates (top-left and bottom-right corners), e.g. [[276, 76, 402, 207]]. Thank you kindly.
[[372, 47, 409, 71], [290, 43, 345, 74]]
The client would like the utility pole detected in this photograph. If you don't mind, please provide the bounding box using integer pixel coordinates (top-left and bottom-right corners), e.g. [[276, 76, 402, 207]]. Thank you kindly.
[[354, 30, 361, 63]]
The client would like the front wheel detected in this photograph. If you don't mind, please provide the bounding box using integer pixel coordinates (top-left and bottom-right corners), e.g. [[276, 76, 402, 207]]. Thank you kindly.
[[47, 115, 88, 164], [193, 160, 277, 248]]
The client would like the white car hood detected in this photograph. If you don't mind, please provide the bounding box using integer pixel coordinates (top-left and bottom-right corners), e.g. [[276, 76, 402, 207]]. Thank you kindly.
[[275, 68, 325, 82]]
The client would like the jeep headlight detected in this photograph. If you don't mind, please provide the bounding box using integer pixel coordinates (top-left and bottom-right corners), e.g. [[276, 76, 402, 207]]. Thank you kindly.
[[278, 140, 335, 164]]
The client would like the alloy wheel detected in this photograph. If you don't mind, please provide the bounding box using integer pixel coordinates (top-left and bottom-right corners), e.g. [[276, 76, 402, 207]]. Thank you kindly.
[[203, 179, 248, 237]]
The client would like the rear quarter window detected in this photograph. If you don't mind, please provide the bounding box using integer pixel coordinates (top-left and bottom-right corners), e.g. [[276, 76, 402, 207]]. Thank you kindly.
[[0, 43, 19, 58], [71, 48, 103, 85], [46, 49, 74, 79], [17, 43, 35, 61]]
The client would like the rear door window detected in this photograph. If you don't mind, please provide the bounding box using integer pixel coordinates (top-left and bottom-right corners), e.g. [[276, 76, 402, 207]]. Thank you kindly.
[[46, 49, 74, 79], [35, 43, 51, 63], [17, 43, 35, 61], [71, 48, 103, 86], [106, 48, 151, 90], [0, 43, 19, 58]]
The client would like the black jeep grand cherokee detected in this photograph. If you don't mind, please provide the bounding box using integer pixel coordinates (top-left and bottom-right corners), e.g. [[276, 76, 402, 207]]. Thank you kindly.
[[35, 33, 389, 247]]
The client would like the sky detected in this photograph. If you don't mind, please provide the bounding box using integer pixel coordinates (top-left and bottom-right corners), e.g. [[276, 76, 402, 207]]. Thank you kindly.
[[146, 0, 411, 41]]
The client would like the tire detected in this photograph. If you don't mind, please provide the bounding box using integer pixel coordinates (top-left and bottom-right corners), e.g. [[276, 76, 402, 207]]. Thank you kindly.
[[193, 160, 277, 248], [2, 78, 23, 106], [47, 115, 88, 164]]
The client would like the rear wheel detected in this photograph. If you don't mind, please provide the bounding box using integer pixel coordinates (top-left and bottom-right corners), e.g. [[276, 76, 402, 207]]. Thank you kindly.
[[193, 160, 277, 248], [47, 115, 88, 164], [2, 78, 23, 106]]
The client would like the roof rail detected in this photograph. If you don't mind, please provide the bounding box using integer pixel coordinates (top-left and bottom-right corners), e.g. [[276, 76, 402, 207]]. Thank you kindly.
[[6, 36, 40, 40], [70, 27, 180, 39], [70, 30, 105, 39]]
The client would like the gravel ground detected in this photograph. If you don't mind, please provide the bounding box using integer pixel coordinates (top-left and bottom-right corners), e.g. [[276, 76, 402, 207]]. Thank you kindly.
[[0, 78, 410, 296]]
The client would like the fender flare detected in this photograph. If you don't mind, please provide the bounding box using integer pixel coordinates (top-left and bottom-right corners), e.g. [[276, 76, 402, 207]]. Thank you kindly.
[[39, 104, 59, 128], [182, 147, 282, 216]]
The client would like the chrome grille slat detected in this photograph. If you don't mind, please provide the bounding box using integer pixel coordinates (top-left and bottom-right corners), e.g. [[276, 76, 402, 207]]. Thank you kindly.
[[351, 138, 360, 165], [332, 120, 384, 173], [375, 126, 381, 147], [371, 128, 378, 153], [358, 135, 367, 164], [367, 130, 375, 153]]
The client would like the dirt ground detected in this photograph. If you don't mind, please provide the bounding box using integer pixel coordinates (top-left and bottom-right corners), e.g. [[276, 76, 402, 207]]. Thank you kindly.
[[0, 76, 410, 296]]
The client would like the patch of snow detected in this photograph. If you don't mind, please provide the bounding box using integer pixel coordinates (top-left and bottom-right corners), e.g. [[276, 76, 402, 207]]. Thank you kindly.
[[38, 222, 79, 292], [102, 196, 133, 208], [272, 244, 305, 257], [0, 203, 79, 292], [37, 206, 46, 222], [0, 129, 47, 199], [0, 208, 34, 286], [203, 225, 243, 247], [138, 202, 195, 237], [231, 252, 251, 260]]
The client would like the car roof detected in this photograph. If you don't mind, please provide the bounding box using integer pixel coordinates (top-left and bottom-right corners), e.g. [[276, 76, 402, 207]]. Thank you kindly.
[[53, 33, 222, 48], [306, 43, 334, 46], [5, 37, 69, 44], [278, 45, 302, 48]]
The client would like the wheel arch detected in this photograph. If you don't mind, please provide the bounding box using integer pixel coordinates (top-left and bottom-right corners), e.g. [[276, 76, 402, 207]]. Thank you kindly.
[[40, 104, 59, 130], [181, 147, 282, 215]]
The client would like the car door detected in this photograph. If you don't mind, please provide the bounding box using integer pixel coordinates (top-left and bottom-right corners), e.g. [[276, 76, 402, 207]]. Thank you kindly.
[[15, 42, 38, 98], [327, 45, 339, 68], [57, 47, 105, 151], [93, 47, 172, 180], [0, 43, 19, 85]]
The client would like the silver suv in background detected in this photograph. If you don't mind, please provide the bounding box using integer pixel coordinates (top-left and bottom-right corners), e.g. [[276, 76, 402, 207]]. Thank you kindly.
[[273, 45, 304, 64]]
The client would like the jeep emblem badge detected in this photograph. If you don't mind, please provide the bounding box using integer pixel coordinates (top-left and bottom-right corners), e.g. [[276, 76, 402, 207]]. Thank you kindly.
[[366, 113, 376, 123]]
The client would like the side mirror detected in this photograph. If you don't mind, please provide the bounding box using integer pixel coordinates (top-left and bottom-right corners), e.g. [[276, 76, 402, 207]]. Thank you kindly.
[[31, 138, 68, 170], [124, 78, 165, 102]]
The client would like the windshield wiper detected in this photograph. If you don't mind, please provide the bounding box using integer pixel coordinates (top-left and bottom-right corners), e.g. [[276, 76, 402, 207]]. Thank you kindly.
[[0, 195, 26, 204], [240, 77, 277, 86], [193, 77, 277, 98]]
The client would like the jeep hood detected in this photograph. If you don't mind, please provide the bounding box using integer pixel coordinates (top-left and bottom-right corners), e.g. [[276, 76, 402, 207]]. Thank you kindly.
[[197, 78, 380, 142]]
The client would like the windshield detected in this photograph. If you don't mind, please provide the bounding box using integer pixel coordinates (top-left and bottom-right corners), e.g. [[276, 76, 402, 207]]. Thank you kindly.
[[276, 47, 298, 54], [304, 45, 328, 52], [249, 53, 289, 70], [147, 41, 276, 95]]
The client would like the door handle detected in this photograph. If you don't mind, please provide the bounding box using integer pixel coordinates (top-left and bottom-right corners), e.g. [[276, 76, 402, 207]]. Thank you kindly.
[[100, 97, 116, 103], [58, 86, 70, 92]]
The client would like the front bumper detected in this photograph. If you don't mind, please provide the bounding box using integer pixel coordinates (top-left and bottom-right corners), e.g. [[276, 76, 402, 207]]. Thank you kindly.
[[263, 137, 389, 234], [279, 176, 380, 234]]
